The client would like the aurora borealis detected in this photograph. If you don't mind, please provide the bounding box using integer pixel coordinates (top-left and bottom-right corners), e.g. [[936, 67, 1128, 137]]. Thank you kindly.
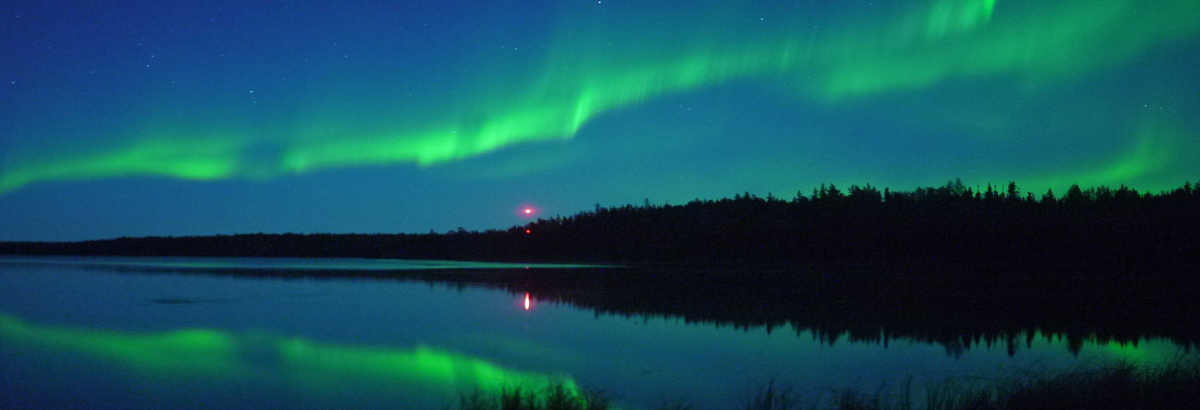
[[0, 311, 585, 408], [3, 0, 1198, 240]]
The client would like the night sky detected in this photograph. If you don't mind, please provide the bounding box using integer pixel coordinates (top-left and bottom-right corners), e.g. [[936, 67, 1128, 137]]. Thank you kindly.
[[2, 0, 1198, 241]]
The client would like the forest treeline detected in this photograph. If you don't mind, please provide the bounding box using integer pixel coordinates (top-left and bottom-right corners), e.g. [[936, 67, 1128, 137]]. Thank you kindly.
[[5, 180, 1200, 348], [3, 179, 1200, 271]]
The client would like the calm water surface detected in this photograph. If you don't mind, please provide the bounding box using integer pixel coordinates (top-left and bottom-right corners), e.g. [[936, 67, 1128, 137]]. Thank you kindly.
[[0, 256, 1186, 410]]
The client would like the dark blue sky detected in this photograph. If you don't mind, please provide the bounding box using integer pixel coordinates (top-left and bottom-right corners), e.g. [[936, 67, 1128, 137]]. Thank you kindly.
[[2, 0, 1199, 241]]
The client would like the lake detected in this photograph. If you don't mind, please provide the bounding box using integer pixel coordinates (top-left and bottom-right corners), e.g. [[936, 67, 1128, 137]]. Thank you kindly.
[[0, 256, 1189, 409]]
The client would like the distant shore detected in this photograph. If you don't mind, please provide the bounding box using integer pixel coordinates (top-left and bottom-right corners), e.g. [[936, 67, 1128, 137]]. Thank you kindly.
[[4, 179, 1199, 350], [3, 179, 1198, 270]]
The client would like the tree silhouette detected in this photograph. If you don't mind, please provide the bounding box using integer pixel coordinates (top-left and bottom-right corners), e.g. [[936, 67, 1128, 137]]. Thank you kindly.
[[3, 179, 1198, 273]]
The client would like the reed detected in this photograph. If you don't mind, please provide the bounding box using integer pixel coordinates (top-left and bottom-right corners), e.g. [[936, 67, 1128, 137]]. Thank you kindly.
[[802, 358, 1200, 410], [454, 358, 1200, 410], [452, 381, 611, 410]]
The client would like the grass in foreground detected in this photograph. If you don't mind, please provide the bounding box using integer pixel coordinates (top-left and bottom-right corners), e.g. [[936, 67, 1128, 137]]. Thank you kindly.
[[780, 358, 1200, 410], [452, 382, 610, 410], [453, 358, 1200, 410]]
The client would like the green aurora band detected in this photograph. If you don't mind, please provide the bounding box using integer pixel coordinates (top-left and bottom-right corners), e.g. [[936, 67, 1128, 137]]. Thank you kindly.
[[0, 312, 583, 402], [1, 0, 1197, 194], [1, 312, 1190, 407], [0, 312, 242, 377]]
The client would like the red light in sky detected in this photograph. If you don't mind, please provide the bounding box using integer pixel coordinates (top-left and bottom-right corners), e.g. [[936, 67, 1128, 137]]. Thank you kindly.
[[516, 204, 540, 218]]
